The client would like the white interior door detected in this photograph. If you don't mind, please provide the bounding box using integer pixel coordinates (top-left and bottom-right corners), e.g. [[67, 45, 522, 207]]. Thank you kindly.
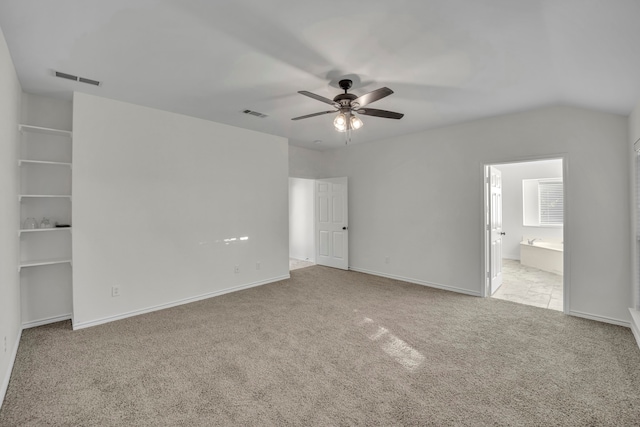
[[316, 177, 348, 270], [489, 166, 504, 295]]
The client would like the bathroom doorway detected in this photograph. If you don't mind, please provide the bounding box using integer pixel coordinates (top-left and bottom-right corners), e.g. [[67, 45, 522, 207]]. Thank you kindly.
[[484, 158, 565, 311]]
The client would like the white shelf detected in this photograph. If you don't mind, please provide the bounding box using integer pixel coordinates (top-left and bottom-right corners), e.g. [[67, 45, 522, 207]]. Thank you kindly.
[[19, 194, 72, 201], [18, 257, 72, 272], [19, 159, 72, 168], [18, 124, 72, 138], [19, 227, 72, 235]]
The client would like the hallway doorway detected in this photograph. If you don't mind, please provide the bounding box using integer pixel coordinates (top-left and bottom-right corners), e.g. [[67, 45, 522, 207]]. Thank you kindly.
[[289, 176, 350, 272], [289, 177, 316, 271]]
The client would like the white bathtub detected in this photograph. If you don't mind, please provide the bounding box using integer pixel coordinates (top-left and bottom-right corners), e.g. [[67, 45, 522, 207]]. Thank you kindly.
[[520, 241, 563, 275]]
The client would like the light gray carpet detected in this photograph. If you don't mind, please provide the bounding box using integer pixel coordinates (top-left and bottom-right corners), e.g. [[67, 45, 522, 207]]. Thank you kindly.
[[1, 266, 639, 426]]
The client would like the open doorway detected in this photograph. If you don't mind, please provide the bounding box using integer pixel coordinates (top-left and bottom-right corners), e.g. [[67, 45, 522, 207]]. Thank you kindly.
[[289, 177, 316, 271], [289, 177, 350, 271], [484, 159, 565, 311]]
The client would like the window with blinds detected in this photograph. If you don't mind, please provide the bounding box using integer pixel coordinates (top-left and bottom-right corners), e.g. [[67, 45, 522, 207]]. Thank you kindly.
[[539, 180, 563, 226]]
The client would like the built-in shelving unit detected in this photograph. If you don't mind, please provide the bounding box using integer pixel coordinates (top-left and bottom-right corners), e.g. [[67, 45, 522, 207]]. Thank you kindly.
[[18, 96, 75, 328], [18, 123, 72, 272]]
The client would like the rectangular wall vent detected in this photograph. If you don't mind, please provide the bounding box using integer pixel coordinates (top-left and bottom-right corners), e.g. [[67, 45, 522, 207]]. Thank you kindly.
[[243, 109, 268, 118], [54, 71, 101, 86]]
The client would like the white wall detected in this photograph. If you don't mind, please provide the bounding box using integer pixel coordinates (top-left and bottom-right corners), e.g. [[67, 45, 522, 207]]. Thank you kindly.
[[289, 145, 327, 179], [496, 160, 563, 260], [72, 93, 289, 329], [0, 25, 22, 408], [323, 106, 630, 324], [289, 178, 315, 262]]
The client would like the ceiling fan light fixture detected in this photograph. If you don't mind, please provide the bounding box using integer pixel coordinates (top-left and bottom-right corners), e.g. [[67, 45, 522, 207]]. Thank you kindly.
[[350, 115, 363, 130], [334, 112, 347, 132]]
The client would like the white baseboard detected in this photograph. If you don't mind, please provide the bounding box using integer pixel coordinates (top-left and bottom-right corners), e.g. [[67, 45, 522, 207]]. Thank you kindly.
[[0, 328, 22, 411], [630, 309, 640, 350], [568, 310, 630, 328], [73, 275, 290, 330], [349, 267, 482, 297], [22, 314, 72, 330]]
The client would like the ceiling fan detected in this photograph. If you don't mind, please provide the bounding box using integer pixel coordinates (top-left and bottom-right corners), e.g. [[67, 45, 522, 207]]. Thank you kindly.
[[291, 79, 404, 132]]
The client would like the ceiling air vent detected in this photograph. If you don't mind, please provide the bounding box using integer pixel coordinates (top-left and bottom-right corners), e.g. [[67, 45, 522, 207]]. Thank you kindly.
[[54, 71, 77, 81], [243, 109, 268, 118], [54, 71, 101, 86], [78, 77, 101, 86]]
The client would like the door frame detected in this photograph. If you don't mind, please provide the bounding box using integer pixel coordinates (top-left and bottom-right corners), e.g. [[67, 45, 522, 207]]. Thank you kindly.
[[481, 154, 569, 314]]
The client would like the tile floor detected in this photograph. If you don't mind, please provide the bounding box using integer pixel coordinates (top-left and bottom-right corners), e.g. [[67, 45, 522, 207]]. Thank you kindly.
[[289, 258, 315, 271], [492, 259, 563, 311]]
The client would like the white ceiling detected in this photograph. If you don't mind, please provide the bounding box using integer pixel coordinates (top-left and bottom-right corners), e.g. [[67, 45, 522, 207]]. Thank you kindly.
[[1, 0, 639, 150]]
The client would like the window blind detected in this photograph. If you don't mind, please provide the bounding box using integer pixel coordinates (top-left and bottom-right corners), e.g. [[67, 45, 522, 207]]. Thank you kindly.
[[539, 180, 563, 226]]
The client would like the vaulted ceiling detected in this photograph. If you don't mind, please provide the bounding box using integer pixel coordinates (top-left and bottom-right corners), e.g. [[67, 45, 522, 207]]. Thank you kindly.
[[1, 0, 639, 149]]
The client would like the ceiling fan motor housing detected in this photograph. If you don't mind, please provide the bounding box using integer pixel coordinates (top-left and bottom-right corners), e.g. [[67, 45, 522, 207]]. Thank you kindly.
[[334, 92, 357, 110]]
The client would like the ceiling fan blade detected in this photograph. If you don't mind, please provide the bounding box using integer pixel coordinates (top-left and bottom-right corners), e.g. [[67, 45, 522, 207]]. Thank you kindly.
[[357, 108, 404, 119], [353, 87, 393, 107], [298, 91, 337, 106], [291, 110, 336, 121]]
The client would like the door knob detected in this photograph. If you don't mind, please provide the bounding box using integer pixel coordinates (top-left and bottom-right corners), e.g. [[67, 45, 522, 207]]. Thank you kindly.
[[500, 232, 506, 235], [343, 226, 348, 230]]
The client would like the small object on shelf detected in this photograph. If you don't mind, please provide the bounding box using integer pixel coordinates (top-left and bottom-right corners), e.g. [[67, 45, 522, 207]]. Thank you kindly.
[[55, 224, 70, 228], [40, 217, 52, 229], [23, 217, 38, 229]]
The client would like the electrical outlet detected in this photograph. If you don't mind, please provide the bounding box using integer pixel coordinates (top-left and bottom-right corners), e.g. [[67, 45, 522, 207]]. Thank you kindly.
[[112, 286, 121, 297], [234, 265, 240, 274], [385, 256, 390, 264], [256, 261, 261, 270]]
